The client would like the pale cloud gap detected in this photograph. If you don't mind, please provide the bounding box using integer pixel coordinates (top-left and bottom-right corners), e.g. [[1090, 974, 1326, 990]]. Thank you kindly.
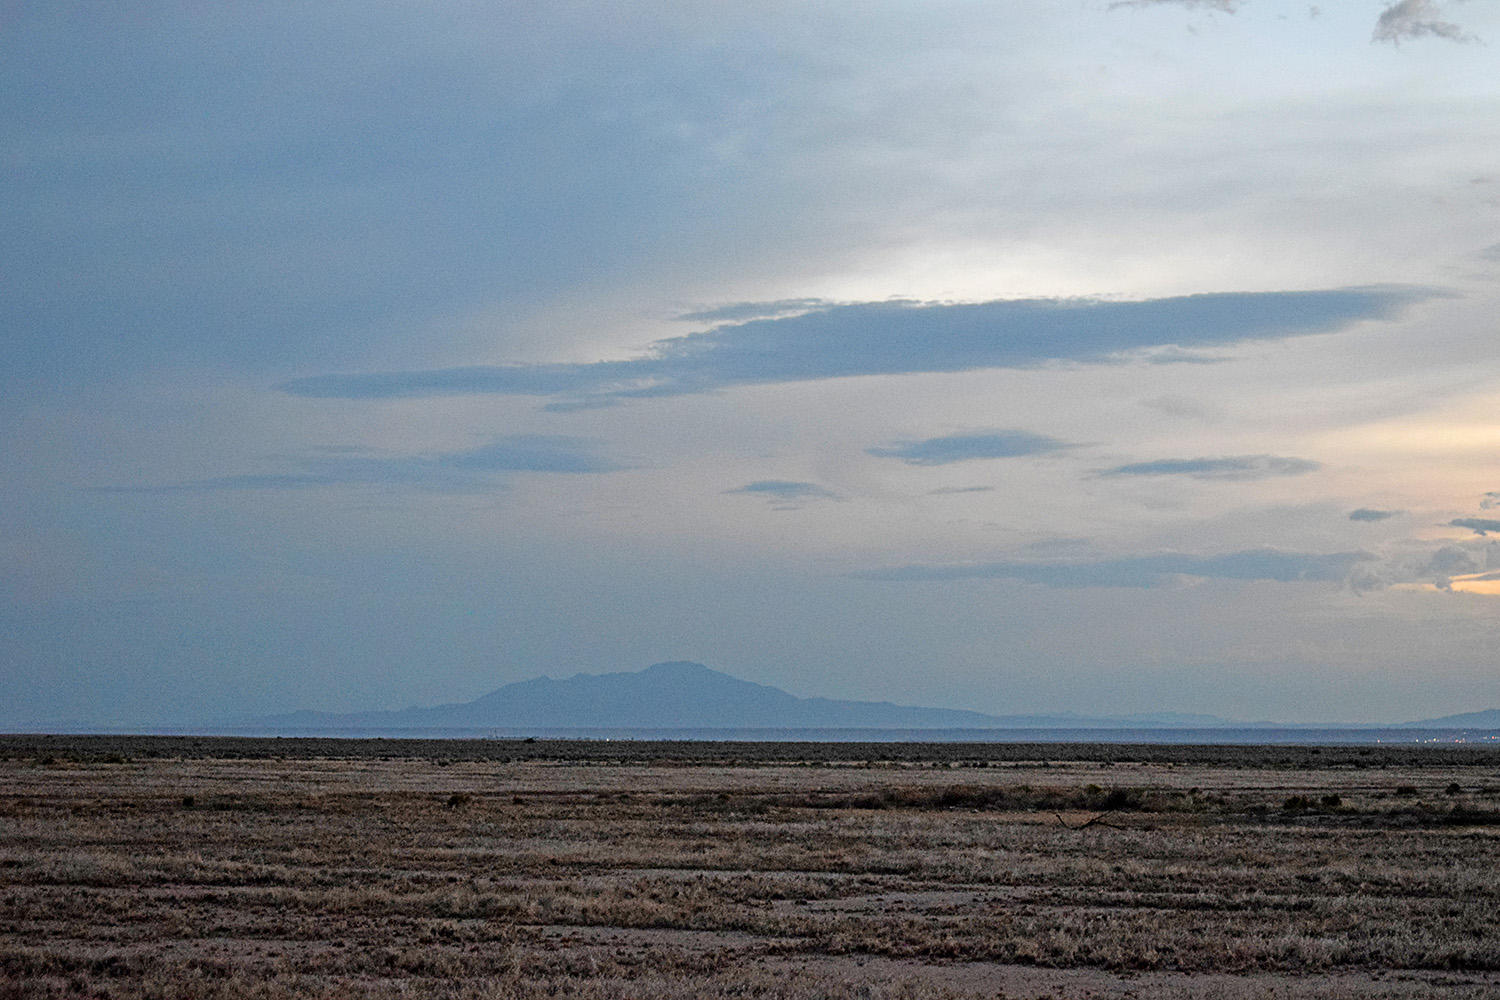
[[1140, 394, 1223, 422], [853, 549, 1374, 588], [1436, 569, 1500, 594], [675, 299, 831, 324], [1451, 517, 1500, 536], [1349, 507, 1401, 522], [867, 430, 1075, 466], [1141, 347, 1227, 365], [279, 287, 1430, 406], [1100, 455, 1321, 480], [1371, 0, 1477, 45], [86, 436, 624, 495]]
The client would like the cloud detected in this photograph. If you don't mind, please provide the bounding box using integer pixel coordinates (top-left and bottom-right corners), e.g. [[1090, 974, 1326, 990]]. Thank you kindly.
[[1100, 455, 1321, 481], [1423, 545, 1480, 578], [1481, 491, 1500, 509], [854, 549, 1374, 588], [1434, 570, 1500, 595], [928, 486, 996, 495], [1113, 0, 1478, 45], [86, 436, 624, 494], [1116, 0, 1476, 45], [1450, 518, 1500, 536], [279, 287, 1430, 404], [725, 480, 839, 504], [867, 430, 1074, 466], [1371, 1, 1476, 45], [1349, 507, 1400, 522], [1419, 545, 1482, 591], [1386, 542, 1500, 594]]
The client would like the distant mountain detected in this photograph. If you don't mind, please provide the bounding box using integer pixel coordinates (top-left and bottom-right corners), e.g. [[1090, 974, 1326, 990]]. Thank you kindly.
[[243, 662, 1253, 733], [1400, 708, 1500, 728]]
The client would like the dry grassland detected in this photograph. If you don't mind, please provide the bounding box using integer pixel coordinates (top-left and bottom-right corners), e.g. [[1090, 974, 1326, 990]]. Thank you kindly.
[[2, 736, 1499, 998]]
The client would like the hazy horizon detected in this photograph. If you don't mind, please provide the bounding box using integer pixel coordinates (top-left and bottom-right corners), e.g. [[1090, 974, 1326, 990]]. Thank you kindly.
[[11, 661, 1498, 734], [6, 3, 1500, 729]]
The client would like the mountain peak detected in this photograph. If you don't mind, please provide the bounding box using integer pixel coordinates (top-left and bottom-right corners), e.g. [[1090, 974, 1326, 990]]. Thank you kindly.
[[642, 660, 717, 676], [244, 663, 1280, 734], [251, 662, 1009, 731]]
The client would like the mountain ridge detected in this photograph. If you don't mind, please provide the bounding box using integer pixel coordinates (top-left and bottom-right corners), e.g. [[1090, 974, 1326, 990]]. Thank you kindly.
[[239, 661, 1500, 734], [1399, 708, 1500, 729], [246, 661, 1262, 732]]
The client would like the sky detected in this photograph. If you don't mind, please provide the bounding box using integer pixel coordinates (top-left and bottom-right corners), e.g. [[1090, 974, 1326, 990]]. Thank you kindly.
[[4, 0, 1500, 728]]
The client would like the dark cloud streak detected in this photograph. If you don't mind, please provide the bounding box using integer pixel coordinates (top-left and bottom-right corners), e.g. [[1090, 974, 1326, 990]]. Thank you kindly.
[[1100, 455, 1321, 481], [929, 485, 996, 495], [280, 287, 1430, 405], [854, 549, 1374, 588], [1451, 518, 1500, 536], [85, 436, 623, 495], [725, 480, 839, 504], [868, 430, 1074, 466]]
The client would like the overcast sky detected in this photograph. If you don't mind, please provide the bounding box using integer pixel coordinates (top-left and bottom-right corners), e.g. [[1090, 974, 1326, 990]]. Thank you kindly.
[[6, 1, 1500, 727]]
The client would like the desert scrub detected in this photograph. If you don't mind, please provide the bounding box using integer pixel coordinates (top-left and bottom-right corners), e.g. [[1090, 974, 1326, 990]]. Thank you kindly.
[[4, 741, 1500, 998]]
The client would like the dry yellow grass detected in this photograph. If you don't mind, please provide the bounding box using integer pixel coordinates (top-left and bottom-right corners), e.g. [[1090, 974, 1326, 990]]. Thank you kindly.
[[2, 736, 1499, 998]]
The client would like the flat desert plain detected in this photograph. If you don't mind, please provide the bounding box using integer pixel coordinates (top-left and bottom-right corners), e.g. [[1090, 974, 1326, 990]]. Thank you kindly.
[[2, 736, 1499, 998]]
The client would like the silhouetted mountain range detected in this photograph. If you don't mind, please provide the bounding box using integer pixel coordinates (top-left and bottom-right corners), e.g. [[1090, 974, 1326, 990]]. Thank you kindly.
[[1401, 708, 1500, 729], [241, 662, 1500, 734], [250, 661, 1252, 731]]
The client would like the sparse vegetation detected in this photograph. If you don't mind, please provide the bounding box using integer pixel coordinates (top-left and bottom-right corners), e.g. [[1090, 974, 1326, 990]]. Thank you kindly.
[[2, 735, 1499, 998]]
